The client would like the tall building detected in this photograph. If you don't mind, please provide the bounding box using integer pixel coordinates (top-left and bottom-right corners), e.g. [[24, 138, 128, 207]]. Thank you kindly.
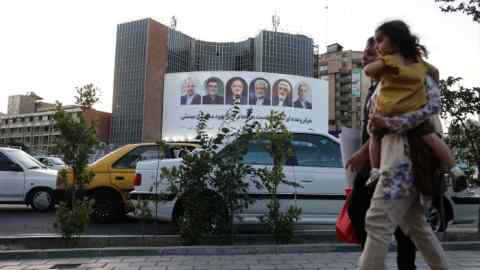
[[315, 43, 370, 132], [254, 30, 313, 77], [111, 19, 167, 146], [111, 18, 315, 145]]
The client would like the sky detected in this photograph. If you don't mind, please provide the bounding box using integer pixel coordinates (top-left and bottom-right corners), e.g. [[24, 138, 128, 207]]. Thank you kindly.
[[0, 0, 479, 114]]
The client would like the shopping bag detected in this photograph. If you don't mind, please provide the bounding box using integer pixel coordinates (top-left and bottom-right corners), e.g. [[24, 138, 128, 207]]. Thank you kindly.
[[336, 188, 360, 244]]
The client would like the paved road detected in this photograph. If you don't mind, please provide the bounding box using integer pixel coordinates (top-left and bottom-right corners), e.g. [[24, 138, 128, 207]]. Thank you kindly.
[[1, 251, 480, 270], [0, 205, 338, 236], [0, 205, 177, 236]]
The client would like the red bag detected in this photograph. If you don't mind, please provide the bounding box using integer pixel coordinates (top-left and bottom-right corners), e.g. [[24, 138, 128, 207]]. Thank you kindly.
[[336, 188, 360, 244]]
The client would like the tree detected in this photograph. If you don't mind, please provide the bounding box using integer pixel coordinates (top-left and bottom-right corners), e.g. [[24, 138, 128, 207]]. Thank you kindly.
[[254, 111, 302, 243], [53, 84, 100, 246], [161, 104, 259, 243], [435, 0, 480, 22], [435, 0, 480, 231], [440, 77, 480, 232], [440, 77, 480, 169]]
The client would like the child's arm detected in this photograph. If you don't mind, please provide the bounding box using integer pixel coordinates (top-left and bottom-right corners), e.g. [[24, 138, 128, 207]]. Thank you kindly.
[[364, 59, 385, 78], [364, 58, 399, 78]]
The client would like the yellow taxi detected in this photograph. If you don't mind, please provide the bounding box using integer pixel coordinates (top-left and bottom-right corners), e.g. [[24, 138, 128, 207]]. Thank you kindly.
[[55, 143, 197, 223]]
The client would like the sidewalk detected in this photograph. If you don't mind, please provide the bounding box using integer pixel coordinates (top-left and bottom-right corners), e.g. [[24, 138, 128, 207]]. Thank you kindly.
[[1, 251, 480, 270]]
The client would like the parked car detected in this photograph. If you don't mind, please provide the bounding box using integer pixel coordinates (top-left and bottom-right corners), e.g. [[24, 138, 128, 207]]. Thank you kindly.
[[36, 156, 66, 170], [55, 143, 197, 223], [130, 132, 480, 231], [0, 147, 58, 211]]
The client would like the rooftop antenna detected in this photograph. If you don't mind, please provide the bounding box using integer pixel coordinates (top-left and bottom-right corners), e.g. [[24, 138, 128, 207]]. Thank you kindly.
[[170, 16, 177, 30], [272, 14, 280, 32]]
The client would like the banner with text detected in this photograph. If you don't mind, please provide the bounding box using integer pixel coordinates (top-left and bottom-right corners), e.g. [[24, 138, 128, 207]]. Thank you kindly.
[[163, 71, 328, 141]]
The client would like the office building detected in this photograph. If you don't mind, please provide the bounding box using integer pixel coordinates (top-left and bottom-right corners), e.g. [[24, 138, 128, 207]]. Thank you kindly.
[[315, 43, 370, 132], [0, 98, 111, 154], [7, 93, 57, 115], [111, 18, 314, 144]]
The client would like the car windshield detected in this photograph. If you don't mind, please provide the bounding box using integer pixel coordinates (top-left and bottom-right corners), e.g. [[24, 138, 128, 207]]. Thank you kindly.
[[49, 157, 65, 165], [89, 146, 126, 166], [7, 150, 46, 169]]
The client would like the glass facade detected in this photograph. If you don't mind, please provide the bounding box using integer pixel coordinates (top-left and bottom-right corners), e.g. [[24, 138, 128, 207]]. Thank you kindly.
[[255, 31, 314, 77], [166, 29, 312, 76], [111, 19, 148, 144], [167, 29, 254, 73], [112, 19, 315, 144], [167, 30, 193, 73]]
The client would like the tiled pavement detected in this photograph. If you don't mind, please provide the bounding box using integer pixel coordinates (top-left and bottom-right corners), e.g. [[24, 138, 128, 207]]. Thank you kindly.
[[1, 251, 480, 270]]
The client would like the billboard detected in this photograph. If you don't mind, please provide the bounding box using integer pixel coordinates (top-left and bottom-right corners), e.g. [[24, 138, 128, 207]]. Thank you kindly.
[[163, 71, 328, 141], [351, 68, 361, 97]]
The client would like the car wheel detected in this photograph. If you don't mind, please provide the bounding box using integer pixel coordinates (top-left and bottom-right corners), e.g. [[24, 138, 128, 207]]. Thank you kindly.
[[91, 190, 123, 224], [30, 188, 55, 211], [426, 204, 448, 232]]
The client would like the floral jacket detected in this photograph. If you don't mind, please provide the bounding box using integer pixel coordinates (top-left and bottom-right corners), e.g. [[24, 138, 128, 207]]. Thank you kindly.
[[375, 77, 441, 199]]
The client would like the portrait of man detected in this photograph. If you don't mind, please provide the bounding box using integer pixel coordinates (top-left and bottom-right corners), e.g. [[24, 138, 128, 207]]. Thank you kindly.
[[202, 77, 224, 105], [294, 82, 312, 109], [249, 78, 271, 106], [225, 77, 248, 105], [180, 77, 201, 105], [272, 79, 293, 107]]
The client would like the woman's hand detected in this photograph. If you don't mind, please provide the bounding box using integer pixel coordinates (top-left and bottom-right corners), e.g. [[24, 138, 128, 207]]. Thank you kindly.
[[369, 113, 388, 129], [346, 144, 369, 172]]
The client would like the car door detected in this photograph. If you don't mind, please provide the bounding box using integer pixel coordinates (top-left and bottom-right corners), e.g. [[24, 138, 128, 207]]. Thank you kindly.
[[291, 133, 345, 224], [110, 145, 166, 193], [239, 139, 297, 224], [0, 152, 25, 202]]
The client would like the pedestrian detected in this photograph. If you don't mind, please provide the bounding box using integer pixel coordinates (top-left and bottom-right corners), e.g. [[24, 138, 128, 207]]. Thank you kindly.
[[355, 20, 450, 270], [347, 36, 417, 270], [365, 20, 465, 187]]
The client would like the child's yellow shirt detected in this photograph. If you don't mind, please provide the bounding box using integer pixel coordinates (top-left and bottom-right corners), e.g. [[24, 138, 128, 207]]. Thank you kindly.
[[376, 54, 429, 117]]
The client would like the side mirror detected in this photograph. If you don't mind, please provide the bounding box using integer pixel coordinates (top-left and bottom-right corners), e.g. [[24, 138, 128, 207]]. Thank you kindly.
[[9, 163, 23, 172]]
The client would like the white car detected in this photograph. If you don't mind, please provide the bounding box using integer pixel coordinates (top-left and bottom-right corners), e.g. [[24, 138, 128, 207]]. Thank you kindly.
[[0, 147, 58, 211], [130, 132, 479, 230], [35, 156, 67, 171]]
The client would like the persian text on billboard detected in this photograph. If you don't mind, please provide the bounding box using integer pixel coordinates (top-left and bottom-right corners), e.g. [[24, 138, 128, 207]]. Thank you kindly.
[[163, 71, 328, 140]]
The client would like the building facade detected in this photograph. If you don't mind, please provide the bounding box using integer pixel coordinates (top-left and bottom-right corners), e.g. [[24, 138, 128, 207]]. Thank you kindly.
[[8, 93, 40, 115], [315, 43, 369, 132], [7, 93, 57, 115], [0, 105, 112, 154], [111, 18, 315, 144]]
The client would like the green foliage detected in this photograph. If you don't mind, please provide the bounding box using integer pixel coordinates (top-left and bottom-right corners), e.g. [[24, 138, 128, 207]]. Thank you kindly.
[[440, 77, 480, 167], [53, 84, 100, 246], [54, 109, 97, 192], [161, 107, 302, 244], [54, 199, 93, 247], [74, 84, 101, 109], [435, 0, 480, 22], [254, 111, 302, 243], [260, 199, 302, 244], [161, 104, 259, 243]]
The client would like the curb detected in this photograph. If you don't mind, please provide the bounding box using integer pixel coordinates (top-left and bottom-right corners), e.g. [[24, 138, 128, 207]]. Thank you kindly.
[[0, 230, 478, 250], [2, 241, 480, 260]]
